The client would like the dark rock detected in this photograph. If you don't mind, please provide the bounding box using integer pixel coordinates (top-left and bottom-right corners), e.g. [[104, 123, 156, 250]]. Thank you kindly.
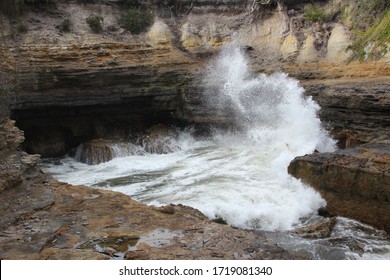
[[288, 143, 390, 232], [294, 218, 336, 239], [75, 139, 115, 165], [212, 217, 228, 225], [155, 204, 176, 215], [138, 124, 180, 154], [74, 139, 145, 165], [317, 207, 332, 217], [303, 79, 390, 148]]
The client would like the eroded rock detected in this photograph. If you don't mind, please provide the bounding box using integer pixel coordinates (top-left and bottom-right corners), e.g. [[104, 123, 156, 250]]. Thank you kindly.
[[288, 144, 390, 232], [297, 35, 319, 62], [326, 24, 352, 63], [74, 139, 115, 165], [303, 78, 390, 148], [294, 218, 336, 239], [74, 139, 146, 165], [137, 124, 180, 154]]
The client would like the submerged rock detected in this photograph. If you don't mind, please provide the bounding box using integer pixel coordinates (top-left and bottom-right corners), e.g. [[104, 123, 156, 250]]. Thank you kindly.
[[74, 139, 145, 165], [74, 139, 116, 165], [288, 144, 390, 232], [294, 218, 337, 239], [137, 124, 180, 154]]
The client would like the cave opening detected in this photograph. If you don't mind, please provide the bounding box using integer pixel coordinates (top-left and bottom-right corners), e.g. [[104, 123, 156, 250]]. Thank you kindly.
[[11, 99, 180, 158]]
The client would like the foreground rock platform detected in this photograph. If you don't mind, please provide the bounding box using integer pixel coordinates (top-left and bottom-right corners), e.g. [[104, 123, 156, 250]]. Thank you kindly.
[[0, 180, 301, 260], [0, 120, 301, 260], [288, 143, 390, 233]]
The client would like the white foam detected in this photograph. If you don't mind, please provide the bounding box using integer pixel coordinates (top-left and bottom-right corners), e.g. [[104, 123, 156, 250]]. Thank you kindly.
[[42, 45, 336, 231], [41, 45, 390, 259]]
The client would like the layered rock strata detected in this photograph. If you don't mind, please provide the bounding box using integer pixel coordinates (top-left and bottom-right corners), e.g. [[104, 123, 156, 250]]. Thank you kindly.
[[288, 144, 390, 232], [302, 78, 390, 148], [1, 1, 388, 157]]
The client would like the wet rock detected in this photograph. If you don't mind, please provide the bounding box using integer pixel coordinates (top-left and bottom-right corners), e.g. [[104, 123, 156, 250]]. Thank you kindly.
[[74, 139, 144, 165], [289, 143, 390, 232], [74, 140, 115, 165], [138, 124, 180, 154], [294, 218, 336, 239], [154, 204, 176, 215], [212, 217, 228, 225]]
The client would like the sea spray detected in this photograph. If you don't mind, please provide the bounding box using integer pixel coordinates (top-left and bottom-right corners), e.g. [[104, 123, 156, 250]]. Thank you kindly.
[[42, 45, 336, 231], [203, 45, 336, 153], [41, 45, 390, 258]]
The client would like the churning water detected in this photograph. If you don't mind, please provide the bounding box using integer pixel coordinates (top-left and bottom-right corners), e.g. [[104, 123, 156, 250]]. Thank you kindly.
[[41, 46, 390, 259]]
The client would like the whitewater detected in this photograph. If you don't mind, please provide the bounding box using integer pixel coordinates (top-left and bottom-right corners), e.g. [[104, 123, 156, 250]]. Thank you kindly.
[[41, 46, 390, 259]]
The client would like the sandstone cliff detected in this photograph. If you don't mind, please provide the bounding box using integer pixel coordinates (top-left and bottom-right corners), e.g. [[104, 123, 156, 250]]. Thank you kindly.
[[1, 0, 388, 156]]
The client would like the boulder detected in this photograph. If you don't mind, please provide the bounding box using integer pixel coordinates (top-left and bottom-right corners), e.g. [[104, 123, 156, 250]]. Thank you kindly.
[[147, 20, 173, 49], [74, 139, 145, 165], [297, 35, 319, 62], [288, 144, 390, 232], [326, 24, 352, 63], [75, 139, 115, 165], [281, 34, 298, 59], [294, 218, 336, 239]]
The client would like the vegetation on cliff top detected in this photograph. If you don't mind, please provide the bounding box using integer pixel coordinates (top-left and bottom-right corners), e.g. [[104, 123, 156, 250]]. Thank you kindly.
[[118, 8, 154, 34], [345, 2, 390, 60], [0, 0, 389, 60], [86, 14, 104, 33], [118, 0, 154, 34], [302, 0, 390, 61]]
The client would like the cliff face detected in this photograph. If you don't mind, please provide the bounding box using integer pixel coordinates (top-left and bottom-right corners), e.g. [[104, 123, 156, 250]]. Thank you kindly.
[[1, 0, 389, 156], [302, 78, 390, 148]]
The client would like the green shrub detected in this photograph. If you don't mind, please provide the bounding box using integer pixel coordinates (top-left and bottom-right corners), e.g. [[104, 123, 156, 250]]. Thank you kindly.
[[118, 9, 154, 34], [86, 14, 104, 33], [347, 9, 390, 61], [59, 18, 71, 32], [304, 4, 327, 22]]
